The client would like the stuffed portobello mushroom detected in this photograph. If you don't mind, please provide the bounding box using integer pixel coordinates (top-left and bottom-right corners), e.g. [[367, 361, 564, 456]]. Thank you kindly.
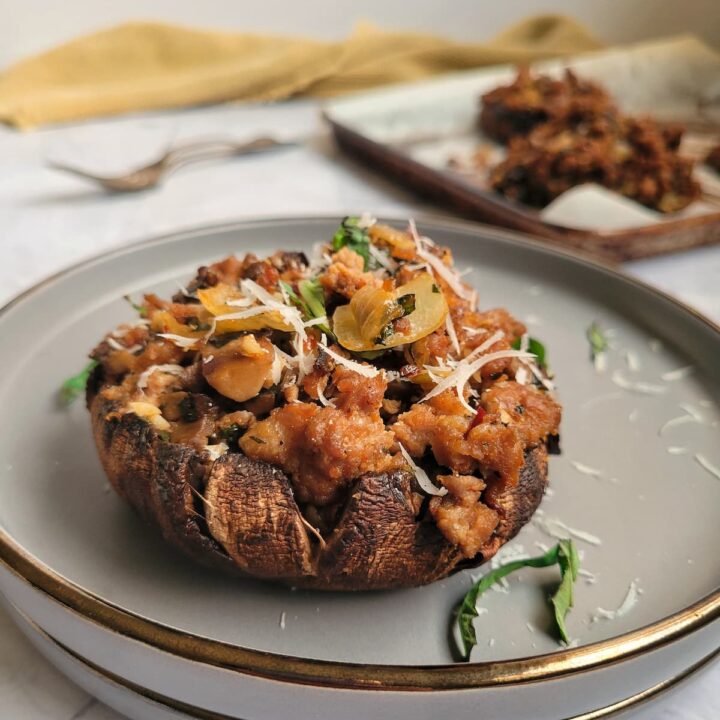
[[86, 217, 561, 590]]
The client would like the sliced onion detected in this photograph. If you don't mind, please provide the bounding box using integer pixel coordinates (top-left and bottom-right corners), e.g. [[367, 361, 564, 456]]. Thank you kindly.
[[333, 273, 448, 352]]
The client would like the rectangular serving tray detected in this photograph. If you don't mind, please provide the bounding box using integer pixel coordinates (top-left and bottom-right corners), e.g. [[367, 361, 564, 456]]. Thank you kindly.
[[324, 37, 720, 261]]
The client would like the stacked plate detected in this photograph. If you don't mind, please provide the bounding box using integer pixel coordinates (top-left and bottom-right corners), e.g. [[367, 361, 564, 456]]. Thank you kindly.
[[0, 217, 718, 720]]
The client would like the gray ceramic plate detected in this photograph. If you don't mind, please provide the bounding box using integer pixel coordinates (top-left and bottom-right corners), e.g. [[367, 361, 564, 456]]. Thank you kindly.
[[0, 217, 718, 669]]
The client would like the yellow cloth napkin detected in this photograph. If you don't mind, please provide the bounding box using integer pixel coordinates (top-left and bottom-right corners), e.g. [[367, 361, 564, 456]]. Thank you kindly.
[[0, 15, 603, 130]]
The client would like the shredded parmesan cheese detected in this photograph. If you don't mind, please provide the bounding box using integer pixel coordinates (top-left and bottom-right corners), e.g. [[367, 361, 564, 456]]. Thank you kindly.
[[611, 370, 666, 395], [421, 347, 533, 414], [398, 442, 447, 496], [316, 383, 334, 407], [533, 516, 602, 546], [126, 401, 170, 431], [137, 364, 184, 390], [667, 446, 688, 455], [157, 333, 199, 349], [204, 443, 228, 461], [408, 219, 476, 302], [445, 314, 461, 356], [694, 454, 720, 481], [570, 461, 603, 478], [368, 243, 397, 272], [591, 580, 641, 623], [319, 338, 380, 379], [661, 366, 694, 381], [625, 350, 641, 371]]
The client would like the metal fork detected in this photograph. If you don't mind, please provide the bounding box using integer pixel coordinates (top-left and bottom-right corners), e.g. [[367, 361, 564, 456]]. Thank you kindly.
[[48, 136, 298, 193]]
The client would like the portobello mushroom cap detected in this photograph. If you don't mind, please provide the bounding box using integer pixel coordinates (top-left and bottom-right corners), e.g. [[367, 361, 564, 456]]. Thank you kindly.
[[88, 376, 550, 591]]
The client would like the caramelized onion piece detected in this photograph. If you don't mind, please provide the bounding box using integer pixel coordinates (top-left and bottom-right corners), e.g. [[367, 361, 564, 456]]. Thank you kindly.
[[197, 283, 293, 334], [333, 273, 448, 352], [202, 335, 275, 402]]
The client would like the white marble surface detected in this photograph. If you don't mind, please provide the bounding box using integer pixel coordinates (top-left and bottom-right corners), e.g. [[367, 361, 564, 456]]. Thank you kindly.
[[0, 99, 718, 719]]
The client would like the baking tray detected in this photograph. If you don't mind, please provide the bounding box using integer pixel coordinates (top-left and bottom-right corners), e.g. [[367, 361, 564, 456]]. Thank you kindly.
[[324, 37, 720, 261]]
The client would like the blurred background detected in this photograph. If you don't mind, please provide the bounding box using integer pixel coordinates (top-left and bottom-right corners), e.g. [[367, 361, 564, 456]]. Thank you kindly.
[[1, 0, 718, 68]]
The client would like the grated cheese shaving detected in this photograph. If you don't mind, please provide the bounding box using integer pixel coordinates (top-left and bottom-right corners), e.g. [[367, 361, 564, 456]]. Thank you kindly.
[[279, 611, 287, 630], [661, 365, 694, 382], [225, 296, 255, 308], [239, 279, 309, 378], [408, 219, 476, 302], [570, 461, 603, 478], [593, 352, 608, 374], [445, 314, 461, 356], [667, 446, 689, 455], [678, 403, 703, 423], [269, 347, 284, 386], [611, 370, 666, 395], [316, 383, 334, 407], [204, 443, 228, 461], [157, 333, 199, 349], [319, 338, 380, 379], [303, 316, 328, 328], [421, 347, 534, 415], [137, 364, 184, 390], [398, 442, 447, 496], [591, 580, 641, 623], [625, 350, 641, 371], [694, 454, 720, 481], [533, 516, 602, 546], [658, 412, 699, 436], [368, 243, 397, 272]]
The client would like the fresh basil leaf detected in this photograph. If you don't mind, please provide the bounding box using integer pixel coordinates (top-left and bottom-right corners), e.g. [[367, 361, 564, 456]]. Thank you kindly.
[[454, 539, 579, 661], [281, 279, 333, 338], [551, 539, 580, 644], [397, 293, 416, 316], [299, 279, 326, 320], [331, 216, 372, 270], [586, 321, 608, 361], [511, 335, 547, 369], [59, 360, 98, 406]]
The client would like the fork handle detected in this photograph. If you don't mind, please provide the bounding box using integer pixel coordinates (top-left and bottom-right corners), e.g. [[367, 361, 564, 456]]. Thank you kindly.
[[164, 137, 293, 168]]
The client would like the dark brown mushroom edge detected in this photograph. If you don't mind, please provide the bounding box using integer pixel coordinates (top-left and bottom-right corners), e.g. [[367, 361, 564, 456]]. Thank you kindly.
[[87, 217, 561, 590]]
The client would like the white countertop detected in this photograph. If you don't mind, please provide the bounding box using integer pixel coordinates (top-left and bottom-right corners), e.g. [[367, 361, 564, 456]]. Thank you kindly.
[[0, 99, 718, 719]]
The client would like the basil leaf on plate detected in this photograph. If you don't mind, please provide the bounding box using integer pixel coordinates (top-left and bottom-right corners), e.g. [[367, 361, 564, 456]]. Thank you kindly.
[[59, 360, 98, 406], [454, 539, 579, 661]]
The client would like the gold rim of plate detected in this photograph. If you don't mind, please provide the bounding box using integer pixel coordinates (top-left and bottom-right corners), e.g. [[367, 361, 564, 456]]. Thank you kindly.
[[0, 216, 718, 692], [12, 601, 720, 720]]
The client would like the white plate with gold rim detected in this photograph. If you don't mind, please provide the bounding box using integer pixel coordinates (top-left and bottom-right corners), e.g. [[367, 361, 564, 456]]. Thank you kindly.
[[0, 217, 718, 719]]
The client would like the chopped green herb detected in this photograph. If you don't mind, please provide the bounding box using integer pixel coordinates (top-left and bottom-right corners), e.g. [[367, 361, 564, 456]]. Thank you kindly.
[[332, 216, 373, 270], [218, 423, 242, 445], [298, 279, 327, 320], [431, 284, 440, 294], [586, 321, 608, 361], [511, 335, 548, 369], [454, 539, 579, 660], [249, 436, 266, 444], [397, 293, 416, 316], [59, 360, 98, 406], [123, 295, 147, 318], [281, 279, 332, 336]]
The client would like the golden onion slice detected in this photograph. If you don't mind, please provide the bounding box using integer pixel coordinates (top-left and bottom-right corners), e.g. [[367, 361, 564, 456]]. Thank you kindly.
[[333, 273, 448, 352], [197, 284, 294, 334], [150, 310, 207, 339]]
